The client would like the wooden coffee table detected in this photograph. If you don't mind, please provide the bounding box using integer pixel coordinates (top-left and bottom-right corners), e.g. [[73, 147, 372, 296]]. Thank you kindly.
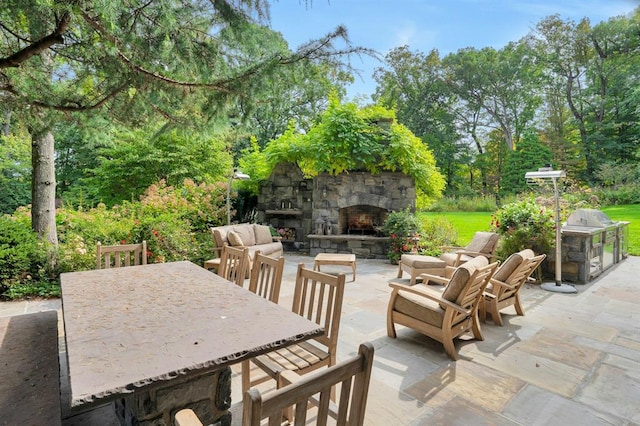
[[313, 253, 357, 282]]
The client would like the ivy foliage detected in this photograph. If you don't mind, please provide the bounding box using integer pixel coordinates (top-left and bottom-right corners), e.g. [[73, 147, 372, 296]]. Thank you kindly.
[[245, 95, 445, 199]]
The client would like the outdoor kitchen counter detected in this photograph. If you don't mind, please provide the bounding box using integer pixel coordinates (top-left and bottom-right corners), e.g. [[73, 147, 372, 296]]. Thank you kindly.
[[60, 261, 323, 424]]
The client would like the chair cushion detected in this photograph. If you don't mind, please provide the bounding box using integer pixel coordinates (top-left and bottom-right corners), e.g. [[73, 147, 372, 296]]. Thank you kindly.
[[440, 255, 488, 308], [400, 254, 446, 269], [227, 231, 244, 246], [233, 224, 256, 246], [394, 285, 445, 327], [466, 232, 499, 254], [254, 224, 273, 245]]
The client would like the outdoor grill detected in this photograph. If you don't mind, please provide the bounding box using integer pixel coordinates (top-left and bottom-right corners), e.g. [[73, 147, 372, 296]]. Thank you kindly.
[[559, 208, 629, 283]]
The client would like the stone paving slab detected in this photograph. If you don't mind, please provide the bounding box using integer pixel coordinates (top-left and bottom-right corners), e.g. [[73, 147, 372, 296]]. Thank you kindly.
[[1, 254, 639, 425]]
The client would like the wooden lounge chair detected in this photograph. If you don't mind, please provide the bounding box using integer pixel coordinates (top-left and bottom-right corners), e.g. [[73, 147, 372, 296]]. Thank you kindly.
[[396, 231, 499, 285], [480, 249, 546, 326], [439, 231, 499, 268], [387, 255, 498, 360], [175, 342, 374, 426], [96, 241, 146, 269]]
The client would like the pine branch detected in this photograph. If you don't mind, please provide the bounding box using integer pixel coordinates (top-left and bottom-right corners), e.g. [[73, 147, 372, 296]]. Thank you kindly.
[[0, 12, 71, 68]]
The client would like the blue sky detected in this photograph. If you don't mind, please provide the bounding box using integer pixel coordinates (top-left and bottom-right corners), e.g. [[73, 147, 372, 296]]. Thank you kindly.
[[269, 0, 639, 100]]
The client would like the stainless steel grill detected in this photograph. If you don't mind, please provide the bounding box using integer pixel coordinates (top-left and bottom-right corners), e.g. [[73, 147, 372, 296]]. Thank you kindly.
[[560, 208, 629, 283], [565, 208, 615, 228]]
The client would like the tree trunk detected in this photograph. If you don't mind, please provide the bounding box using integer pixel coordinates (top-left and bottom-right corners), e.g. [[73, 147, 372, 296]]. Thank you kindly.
[[31, 130, 58, 247]]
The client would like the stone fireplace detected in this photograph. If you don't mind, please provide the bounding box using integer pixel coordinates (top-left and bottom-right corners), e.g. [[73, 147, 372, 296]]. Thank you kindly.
[[256, 164, 415, 259]]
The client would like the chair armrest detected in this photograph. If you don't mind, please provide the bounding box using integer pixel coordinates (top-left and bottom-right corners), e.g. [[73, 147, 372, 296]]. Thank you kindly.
[[389, 282, 470, 315], [455, 250, 486, 257], [441, 245, 464, 252], [272, 236, 282, 242], [488, 277, 517, 291], [419, 273, 449, 286]]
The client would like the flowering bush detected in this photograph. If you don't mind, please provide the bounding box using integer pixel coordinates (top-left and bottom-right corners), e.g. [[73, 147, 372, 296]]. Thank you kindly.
[[491, 198, 555, 260], [382, 211, 420, 264]]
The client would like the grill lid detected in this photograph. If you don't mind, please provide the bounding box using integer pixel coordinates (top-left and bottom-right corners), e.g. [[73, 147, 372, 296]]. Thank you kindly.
[[566, 208, 614, 228]]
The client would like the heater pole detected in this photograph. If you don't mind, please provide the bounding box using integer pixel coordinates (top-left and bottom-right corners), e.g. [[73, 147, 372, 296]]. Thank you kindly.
[[553, 177, 562, 286]]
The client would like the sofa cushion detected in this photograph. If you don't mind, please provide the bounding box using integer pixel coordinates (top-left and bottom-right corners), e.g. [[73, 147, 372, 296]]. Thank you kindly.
[[254, 224, 273, 245], [212, 225, 235, 247], [227, 231, 244, 247], [247, 242, 282, 258], [233, 224, 256, 246], [440, 255, 488, 309]]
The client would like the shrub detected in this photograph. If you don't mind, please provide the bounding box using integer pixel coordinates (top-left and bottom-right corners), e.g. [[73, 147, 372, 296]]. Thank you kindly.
[[491, 198, 555, 260], [415, 216, 458, 256], [382, 210, 421, 264], [425, 195, 518, 212], [382, 211, 458, 263], [0, 215, 58, 299]]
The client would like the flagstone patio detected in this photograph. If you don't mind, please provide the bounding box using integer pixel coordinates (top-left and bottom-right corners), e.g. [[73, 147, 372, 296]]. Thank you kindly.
[[2, 254, 639, 425]]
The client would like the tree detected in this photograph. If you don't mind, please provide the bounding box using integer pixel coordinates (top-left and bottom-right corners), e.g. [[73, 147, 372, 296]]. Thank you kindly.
[[501, 130, 554, 195], [0, 0, 372, 245], [442, 41, 542, 152], [373, 46, 461, 192]]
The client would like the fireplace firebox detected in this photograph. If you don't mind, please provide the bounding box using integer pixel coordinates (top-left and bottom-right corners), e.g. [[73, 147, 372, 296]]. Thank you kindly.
[[339, 205, 388, 235]]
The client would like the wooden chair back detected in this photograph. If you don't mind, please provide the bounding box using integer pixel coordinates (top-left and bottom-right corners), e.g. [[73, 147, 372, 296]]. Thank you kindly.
[[243, 342, 374, 426], [292, 263, 346, 366], [96, 241, 147, 269], [175, 343, 374, 426], [248, 251, 284, 303], [496, 253, 546, 300], [451, 260, 498, 321], [217, 245, 250, 287], [481, 251, 546, 325]]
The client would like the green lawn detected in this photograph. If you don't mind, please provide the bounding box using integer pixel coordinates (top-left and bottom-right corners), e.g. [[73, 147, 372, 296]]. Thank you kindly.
[[601, 205, 640, 256], [420, 204, 639, 255], [419, 211, 493, 246]]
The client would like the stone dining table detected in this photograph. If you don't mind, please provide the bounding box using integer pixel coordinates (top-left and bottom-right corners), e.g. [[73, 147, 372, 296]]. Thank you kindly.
[[60, 260, 323, 425]]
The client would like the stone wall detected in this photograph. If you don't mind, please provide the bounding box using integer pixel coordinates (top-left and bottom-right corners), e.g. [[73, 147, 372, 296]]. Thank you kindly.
[[256, 164, 415, 258]]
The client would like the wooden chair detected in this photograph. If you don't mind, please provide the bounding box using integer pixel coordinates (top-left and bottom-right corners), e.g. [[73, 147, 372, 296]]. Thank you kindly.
[[387, 255, 498, 360], [247, 251, 285, 303], [440, 231, 499, 268], [175, 342, 374, 426], [217, 245, 250, 287], [96, 241, 147, 269], [242, 263, 346, 398], [480, 249, 546, 326]]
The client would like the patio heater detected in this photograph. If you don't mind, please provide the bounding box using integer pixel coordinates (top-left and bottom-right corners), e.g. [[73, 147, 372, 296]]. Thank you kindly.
[[524, 167, 577, 294], [227, 170, 250, 225]]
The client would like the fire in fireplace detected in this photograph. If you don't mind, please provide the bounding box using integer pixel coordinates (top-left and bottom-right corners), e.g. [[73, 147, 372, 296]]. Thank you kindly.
[[338, 205, 388, 235]]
